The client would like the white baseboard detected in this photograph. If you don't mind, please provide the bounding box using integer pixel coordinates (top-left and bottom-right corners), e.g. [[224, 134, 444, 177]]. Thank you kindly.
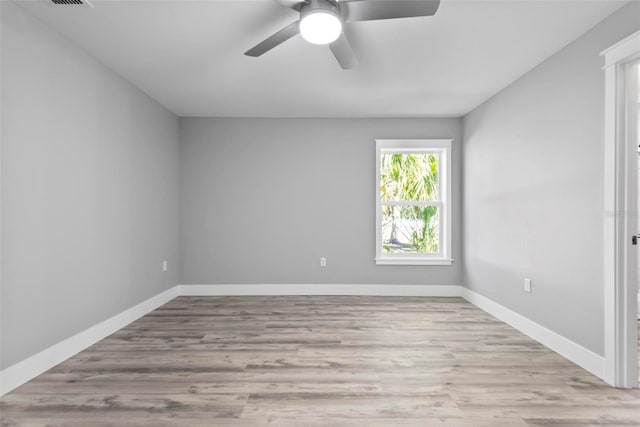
[[178, 284, 463, 297], [461, 288, 605, 380], [0, 285, 180, 397]]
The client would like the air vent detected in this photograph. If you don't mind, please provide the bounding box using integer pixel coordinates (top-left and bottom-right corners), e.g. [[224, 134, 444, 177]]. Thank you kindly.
[[50, 0, 93, 6]]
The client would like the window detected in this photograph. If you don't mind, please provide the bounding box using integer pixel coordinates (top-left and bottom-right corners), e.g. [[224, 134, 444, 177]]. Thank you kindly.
[[375, 139, 452, 265]]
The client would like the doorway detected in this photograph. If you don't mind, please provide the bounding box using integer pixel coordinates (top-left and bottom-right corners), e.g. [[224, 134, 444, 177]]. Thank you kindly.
[[603, 31, 640, 389]]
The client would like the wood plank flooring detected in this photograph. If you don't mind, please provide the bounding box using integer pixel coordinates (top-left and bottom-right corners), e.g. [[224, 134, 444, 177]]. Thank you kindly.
[[1, 296, 639, 426]]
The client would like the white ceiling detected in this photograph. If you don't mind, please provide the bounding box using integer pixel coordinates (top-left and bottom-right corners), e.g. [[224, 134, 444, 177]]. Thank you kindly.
[[17, 0, 627, 117]]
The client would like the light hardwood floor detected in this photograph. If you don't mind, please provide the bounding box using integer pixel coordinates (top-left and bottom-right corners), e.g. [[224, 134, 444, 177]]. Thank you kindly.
[[1, 296, 639, 426]]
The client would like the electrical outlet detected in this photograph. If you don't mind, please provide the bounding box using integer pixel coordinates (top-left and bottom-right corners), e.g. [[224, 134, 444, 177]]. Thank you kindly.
[[320, 257, 327, 267], [162, 260, 168, 272], [524, 278, 532, 293]]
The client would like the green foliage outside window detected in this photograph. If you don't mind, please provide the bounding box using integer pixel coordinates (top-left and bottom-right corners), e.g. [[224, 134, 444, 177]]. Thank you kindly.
[[380, 153, 440, 253]]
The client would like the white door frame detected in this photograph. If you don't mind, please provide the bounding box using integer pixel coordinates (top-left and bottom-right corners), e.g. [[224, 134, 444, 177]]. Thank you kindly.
[[602, 30, 640, 389]]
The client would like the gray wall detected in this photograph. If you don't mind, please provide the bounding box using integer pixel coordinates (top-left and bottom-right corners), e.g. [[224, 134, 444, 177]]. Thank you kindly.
[[1, 1, 180, 369], [180, 118, 462, 286], [462, 2, 640, 356]]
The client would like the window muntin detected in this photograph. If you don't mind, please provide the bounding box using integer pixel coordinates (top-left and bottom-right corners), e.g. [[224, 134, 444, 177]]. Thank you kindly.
[[375, 139, 452, 265]]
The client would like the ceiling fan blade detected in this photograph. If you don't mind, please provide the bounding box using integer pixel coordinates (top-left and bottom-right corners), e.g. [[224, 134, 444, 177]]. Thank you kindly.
[[342, 0, 440, 23], [245, 21, 300, 57], [330, 33, 358, 70]]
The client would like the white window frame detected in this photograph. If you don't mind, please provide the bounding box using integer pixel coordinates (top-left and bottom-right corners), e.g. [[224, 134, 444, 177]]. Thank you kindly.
[[375, 139, 453, 266]]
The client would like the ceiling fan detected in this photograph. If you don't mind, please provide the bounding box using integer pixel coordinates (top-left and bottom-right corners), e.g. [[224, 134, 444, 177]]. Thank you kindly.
[[245, 0, 441, 69]]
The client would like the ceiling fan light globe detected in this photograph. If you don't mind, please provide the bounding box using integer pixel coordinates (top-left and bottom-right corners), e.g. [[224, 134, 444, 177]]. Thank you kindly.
[[299, 11, 342, 45]]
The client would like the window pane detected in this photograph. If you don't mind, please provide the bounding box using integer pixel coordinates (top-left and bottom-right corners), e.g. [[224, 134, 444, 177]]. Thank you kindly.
[[380, 153, 439, 202], [381, 205, 439, 254]]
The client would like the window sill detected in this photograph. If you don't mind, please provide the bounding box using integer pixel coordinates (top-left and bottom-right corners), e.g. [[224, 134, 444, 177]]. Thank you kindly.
[[375, 258, 454, 266]]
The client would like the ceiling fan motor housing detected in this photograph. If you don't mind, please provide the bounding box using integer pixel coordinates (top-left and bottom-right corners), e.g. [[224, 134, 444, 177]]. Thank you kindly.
[[300, 0, 343, 21]]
